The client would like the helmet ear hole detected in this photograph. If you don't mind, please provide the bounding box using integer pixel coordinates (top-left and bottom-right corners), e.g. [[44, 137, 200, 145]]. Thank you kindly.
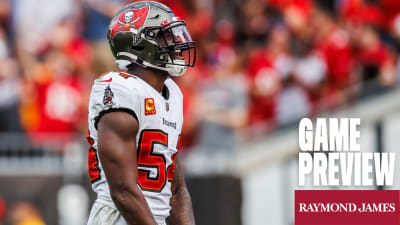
[[159, 54, 168, 62]]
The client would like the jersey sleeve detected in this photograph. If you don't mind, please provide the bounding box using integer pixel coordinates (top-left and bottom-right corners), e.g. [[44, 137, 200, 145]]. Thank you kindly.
[[88, 73, 142, 129]]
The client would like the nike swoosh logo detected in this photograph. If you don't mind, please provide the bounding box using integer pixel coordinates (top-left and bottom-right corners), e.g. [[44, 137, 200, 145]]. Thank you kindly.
[[99, 78, 112, 82]]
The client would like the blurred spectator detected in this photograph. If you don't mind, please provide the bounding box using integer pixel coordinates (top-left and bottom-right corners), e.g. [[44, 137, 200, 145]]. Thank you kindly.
[[277, 76, 311, 126], [291, 40, 327, 113], [313, 7, 353, 87], [185, 1, 213, 41], [282, 0, 313, 40], [49, 19, 93, 80], [83, 0, 127, 75], [266, 26, 311, 125], [241, 0, 271, 40], [185, 49, 248, 173], [26, 49, 87, 145], [246, 44, 281, 136], [0, 58, 23, 132], [355, 24, 397, 97], [311, 7, 356, 110], [267, 25, 294, 79], [196, 49, 248, 152], [10, 201, 46, 225]]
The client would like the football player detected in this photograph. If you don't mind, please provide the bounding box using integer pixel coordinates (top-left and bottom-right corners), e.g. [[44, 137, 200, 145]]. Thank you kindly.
[[86, 1, 196, 225]]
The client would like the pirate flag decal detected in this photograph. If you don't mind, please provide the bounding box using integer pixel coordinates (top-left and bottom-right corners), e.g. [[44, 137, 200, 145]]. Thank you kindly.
[[108, 7, 149, 41]]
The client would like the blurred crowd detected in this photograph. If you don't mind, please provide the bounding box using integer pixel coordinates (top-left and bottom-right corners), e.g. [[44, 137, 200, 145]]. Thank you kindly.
[[1, 0, 400, 150]]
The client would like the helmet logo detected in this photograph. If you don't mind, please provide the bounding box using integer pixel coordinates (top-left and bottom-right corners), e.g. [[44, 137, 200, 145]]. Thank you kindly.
[[109, 6, 149, 40], [124, 11, 134, 22]]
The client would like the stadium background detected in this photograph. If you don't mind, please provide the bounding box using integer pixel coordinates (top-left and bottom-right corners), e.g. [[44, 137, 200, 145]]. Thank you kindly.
[[1, 0, 400, 224]]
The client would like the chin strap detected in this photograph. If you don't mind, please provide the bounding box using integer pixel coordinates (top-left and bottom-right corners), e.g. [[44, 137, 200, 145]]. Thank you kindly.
[[116, 52, 186, 76]]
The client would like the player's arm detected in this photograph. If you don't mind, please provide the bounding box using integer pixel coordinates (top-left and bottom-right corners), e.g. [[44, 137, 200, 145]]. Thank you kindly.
[[167, 158, 196, 225], [97, 111, 157, 225]]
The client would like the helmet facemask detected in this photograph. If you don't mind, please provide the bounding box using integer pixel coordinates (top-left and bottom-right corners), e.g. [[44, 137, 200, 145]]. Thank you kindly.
[[144, 20, 196, 76]]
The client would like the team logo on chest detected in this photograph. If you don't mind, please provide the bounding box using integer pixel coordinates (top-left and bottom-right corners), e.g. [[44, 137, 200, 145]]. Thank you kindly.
[[103, 85, 114, 106], [145, 98, 156, 115]]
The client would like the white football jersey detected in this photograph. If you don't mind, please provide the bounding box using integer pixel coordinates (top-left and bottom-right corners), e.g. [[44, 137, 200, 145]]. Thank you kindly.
[[87, 71, 183, 223]]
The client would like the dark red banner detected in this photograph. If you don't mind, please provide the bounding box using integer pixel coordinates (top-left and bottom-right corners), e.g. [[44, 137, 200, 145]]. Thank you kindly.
[[295, 190, 400, 225]]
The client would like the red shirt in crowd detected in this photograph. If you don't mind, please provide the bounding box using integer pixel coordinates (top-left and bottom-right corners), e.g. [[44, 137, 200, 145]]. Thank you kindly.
[[246, 49, 280, 127], [316, 28, 354, 88], [29, 76, 86, 145]]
